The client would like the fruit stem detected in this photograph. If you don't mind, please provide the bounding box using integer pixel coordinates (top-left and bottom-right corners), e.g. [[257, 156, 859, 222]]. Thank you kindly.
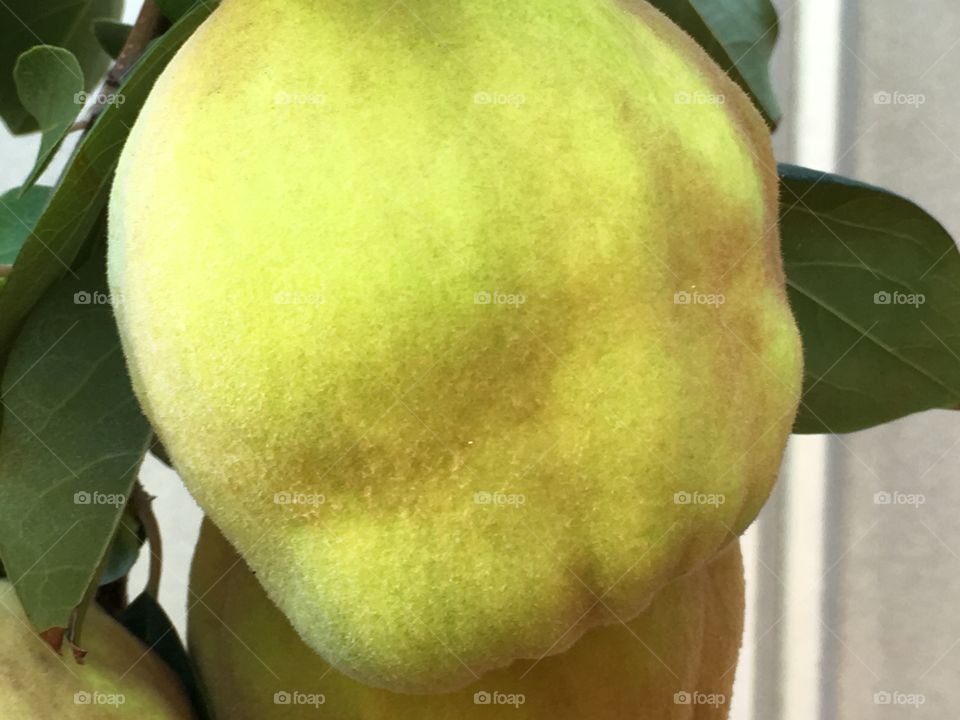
[[130, 483, 164, 599], [88, 1, 170, 126], [109, 1, 170, 85]]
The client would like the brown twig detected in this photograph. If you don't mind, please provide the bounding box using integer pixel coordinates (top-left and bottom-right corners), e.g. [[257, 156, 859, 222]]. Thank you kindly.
[[130, 483, 163, 599], [88, 1, 170, 125], [107, 1, 170, 90]]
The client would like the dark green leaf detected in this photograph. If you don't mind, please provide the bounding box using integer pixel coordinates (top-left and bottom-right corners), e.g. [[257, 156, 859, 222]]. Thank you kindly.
[[100, 509, 144, 586], [0, 186, 52, 264], [649, 0, 780, 127], [93, 20, 133, 60], [156, 0, 211, 22], [0, 4, 214, 362], [121, 593, 211, 720], [0, 0, 123, 135], [14, 46, 85, 189], [0, 244, 152, 632], [780, 164, 960, 433]]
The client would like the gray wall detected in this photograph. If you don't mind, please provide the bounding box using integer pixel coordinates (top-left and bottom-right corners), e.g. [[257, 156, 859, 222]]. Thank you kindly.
[[828, 2, 960, 717], [751, 1, 960, 718]]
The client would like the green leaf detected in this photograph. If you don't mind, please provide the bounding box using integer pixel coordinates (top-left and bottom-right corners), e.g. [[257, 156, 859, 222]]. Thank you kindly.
[[93, 20, 133, 60], [648, 0, 781, 127], [0, 244, 151, 632], [156, 0, 211, 22], [0, 4, 214, 363], [14, 46, 85, 190], [0, 0, 123, 135], [0, 186, 52, 265], [121, 593, 211, 720], [780, 164, 960, 434]]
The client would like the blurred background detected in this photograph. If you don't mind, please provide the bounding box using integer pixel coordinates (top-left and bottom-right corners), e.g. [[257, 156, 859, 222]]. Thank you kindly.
[[3, 1, 960, 718], [742, 1, 960, 718]]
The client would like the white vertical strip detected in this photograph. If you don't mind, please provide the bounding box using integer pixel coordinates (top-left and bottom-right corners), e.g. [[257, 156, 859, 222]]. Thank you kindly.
[[783, 437, 830, 720], [795, 0, 844, 172], [781, 2, 845, 718]]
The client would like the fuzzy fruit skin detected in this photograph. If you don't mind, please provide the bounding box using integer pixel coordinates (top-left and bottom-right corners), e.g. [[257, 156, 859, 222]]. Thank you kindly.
[[109, 0, 801, 693], [0, 581, 196, 718], [190, 518, 743, 720]]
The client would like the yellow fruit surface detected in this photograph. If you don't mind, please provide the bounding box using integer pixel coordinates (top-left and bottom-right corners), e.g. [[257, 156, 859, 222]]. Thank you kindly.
[[190, 518, 744, 719], [110, 0, 801, 692], [0, 580, 196, 718]]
